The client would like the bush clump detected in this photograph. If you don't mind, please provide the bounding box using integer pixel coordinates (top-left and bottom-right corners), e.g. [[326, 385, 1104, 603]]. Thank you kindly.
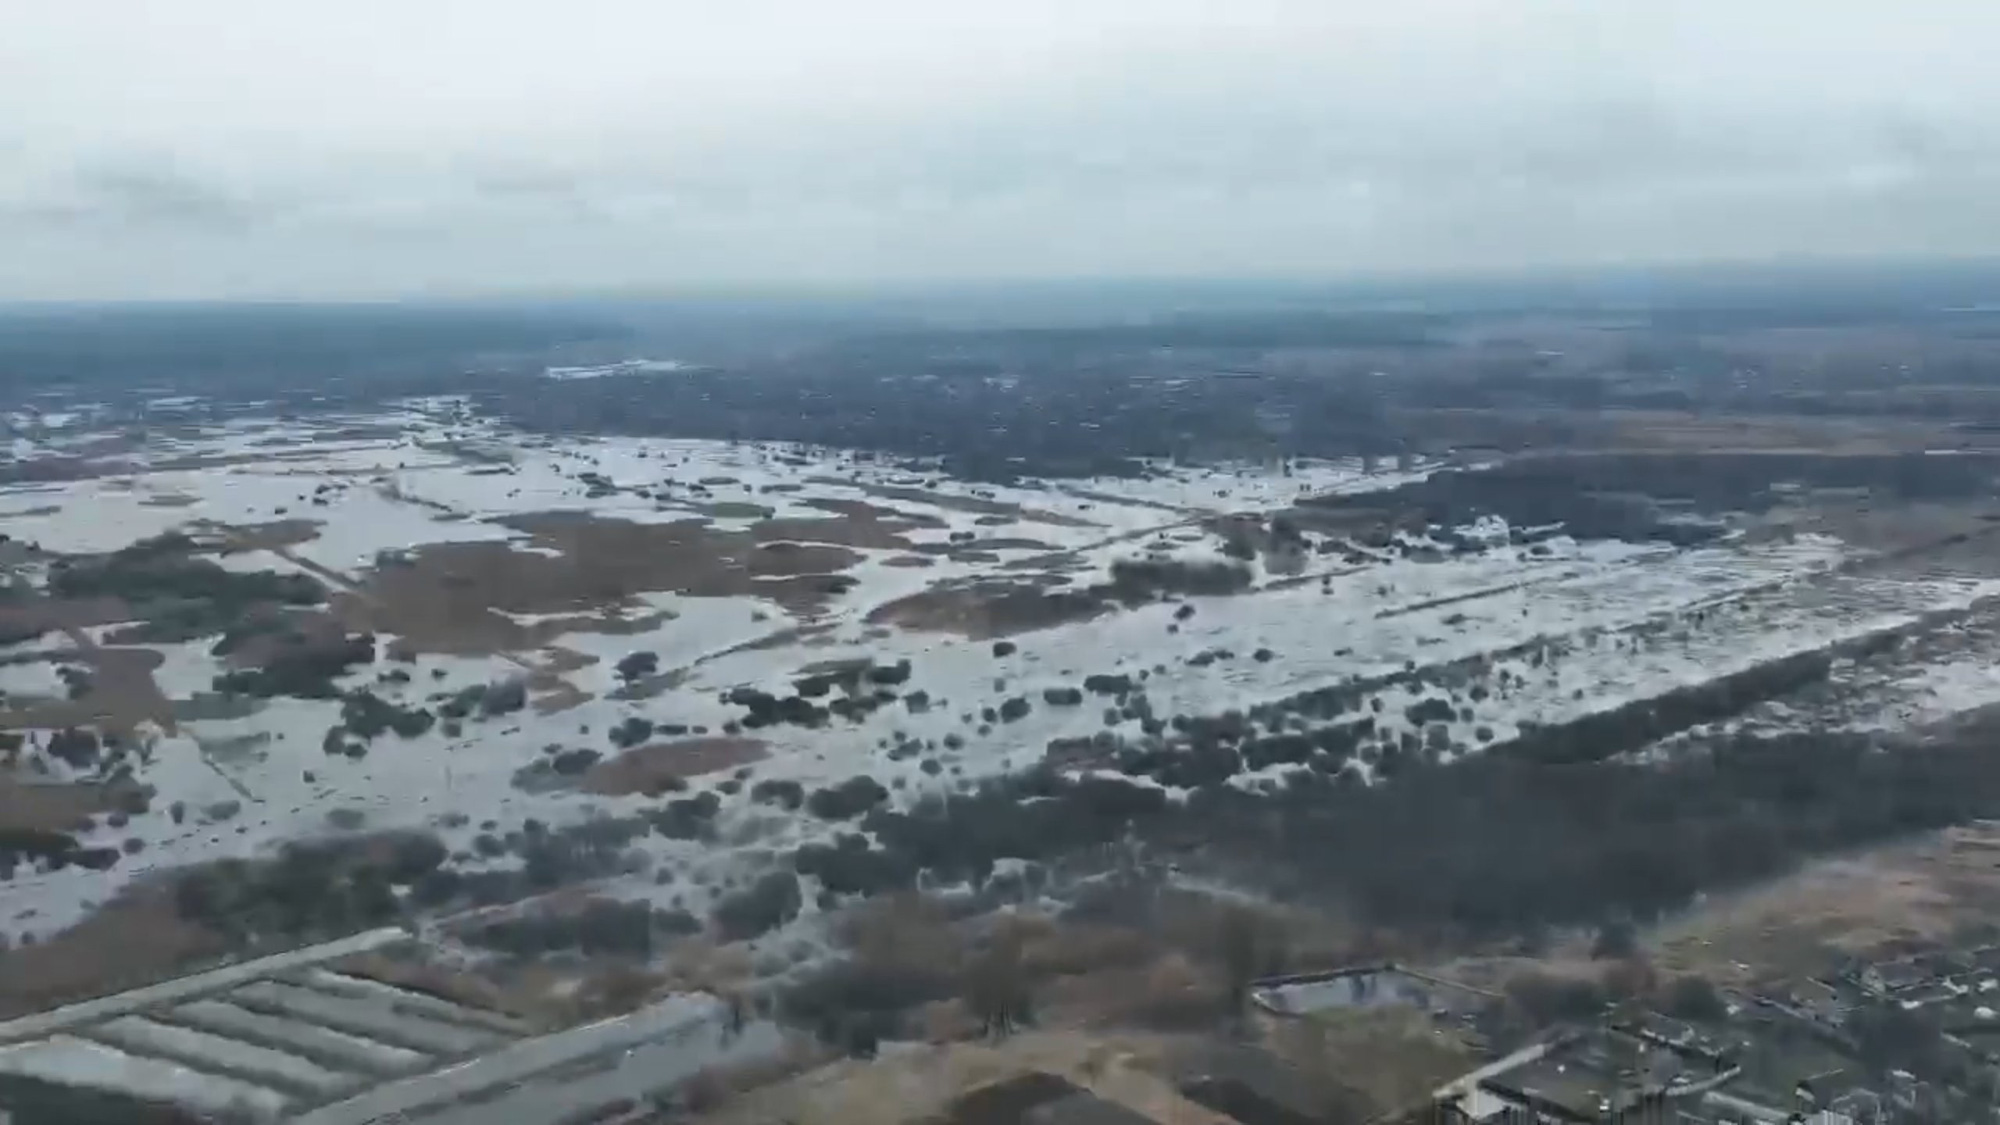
[[751, 778, 806, 811], [807, 776, 890, 820], [340, 690, 435, 739], [712, 872, 803, 940], [213, 634, 376, 699]]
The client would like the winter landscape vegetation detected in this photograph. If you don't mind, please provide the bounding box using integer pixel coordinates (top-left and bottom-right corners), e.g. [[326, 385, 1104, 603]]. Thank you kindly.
[[12, 275, 2000, 1121]]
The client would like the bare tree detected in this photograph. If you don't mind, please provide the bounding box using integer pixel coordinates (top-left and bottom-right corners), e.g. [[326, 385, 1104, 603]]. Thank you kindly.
[[1220, 906, 1263, 1020], [965, 930, 1032, 1039]]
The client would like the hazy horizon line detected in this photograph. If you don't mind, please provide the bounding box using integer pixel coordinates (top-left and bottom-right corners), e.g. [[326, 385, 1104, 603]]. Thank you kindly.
[[8, 251, 2000, 313]]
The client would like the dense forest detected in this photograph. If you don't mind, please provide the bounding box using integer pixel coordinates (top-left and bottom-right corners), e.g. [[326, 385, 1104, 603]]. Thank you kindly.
[[0, 303, 623, 395]]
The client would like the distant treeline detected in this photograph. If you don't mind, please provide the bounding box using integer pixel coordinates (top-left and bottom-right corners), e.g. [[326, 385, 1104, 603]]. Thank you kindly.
[[784, 725, 2000, 943], [1307, 450, 2000, 540], [0, 303, 624, 393], [482, 362, 1401, 483], [827, 311, 1445, 360]]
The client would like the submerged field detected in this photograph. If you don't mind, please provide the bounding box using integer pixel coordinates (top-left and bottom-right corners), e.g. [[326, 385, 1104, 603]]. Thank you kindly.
[[7, 397, 2000, 994]]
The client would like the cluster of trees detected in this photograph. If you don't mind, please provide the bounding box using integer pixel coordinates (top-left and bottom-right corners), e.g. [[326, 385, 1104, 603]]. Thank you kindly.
[[0, 825, 118, 876], [766, 725, 2000, 944], [1103, 558, 1253, 603], [804, 776, 890, 821], [712, 872, 804, 941], [471, 899, 700, 958], [433, 679, 527, 721], [212, 633, 375, 699], [171, 833, 448, 941], [45, 726, 102, 770], [479, 352, 1407, 483], [50, 534, 324, 607], [1315, 451, 2000, 545], [1234, 730, 2000, 934], [338, 689, 435, 739], [1496, 649, 1834, 765]]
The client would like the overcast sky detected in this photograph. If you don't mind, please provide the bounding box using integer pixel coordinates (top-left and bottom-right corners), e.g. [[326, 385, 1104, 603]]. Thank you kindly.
[[5, 0, 2000, 299]]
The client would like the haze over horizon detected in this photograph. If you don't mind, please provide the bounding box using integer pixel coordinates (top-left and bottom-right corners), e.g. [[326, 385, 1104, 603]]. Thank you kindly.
[[7, 0, 2000, 301]]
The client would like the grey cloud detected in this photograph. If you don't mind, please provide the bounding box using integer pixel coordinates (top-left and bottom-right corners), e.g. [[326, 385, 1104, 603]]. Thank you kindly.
[[12, 161, 270, 233], [8, 1, 2000, 298]]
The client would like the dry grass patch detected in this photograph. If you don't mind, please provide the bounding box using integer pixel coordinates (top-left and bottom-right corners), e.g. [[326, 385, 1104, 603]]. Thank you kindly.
[[839, 482, 1100, 530], [694, 1031, 1233, 1125], [0, 594, 136, 641], [1648, 822, 2000, 984], [0, 888, 227, 1018], [583, 736, 769, 795], [866, 580, 1108, 639], [0, 645, 174, 737], [0, 775, 143, 834], [1266, 1005, 1480, 1120], [339, 511, 880, 655]]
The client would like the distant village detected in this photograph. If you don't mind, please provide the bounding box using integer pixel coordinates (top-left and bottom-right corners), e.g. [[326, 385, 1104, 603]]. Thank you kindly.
[[1232, 942, 2000, 1125], [727, 942, 2000, 1125]]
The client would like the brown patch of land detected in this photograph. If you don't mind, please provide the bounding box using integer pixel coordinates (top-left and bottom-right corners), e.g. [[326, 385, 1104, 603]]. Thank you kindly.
[[687, 500, 777, 520], [332, 511, 889, 655], [148, 447, 353, 472], [610, 623, 842, 701], [1646, 821, 2000, 985], [712, 623, 837, 659], [0, 456, 140, 486], [518, 645, 600, 676], [2, 504, 61, 518], [1264, 1005, 1480, 1120], [1443, 822, 2000, 998], [517, 658, 592, 714], [1056, 485, 1190, 515], [881, 556, 936, 568], [0, 776, 142, 834], [50, 434, 150, 462], [825, 480, 1100, 529], [1755, 499, 2000, 578], [203, 517, 324, 552], [695, 1031, 1237, 1125], [0, 644, 174, 737], [0, 594, 136, 640], [1001, 551, 1095, 573], [583, 736, 769, 795], [606, 668, 693, 702], [913, 537, 1060, 557], [0, 889, 227, 1018], [866, 580, 1109, 639], [751, 514, 923, 552], [530, 682, 590, 714]]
